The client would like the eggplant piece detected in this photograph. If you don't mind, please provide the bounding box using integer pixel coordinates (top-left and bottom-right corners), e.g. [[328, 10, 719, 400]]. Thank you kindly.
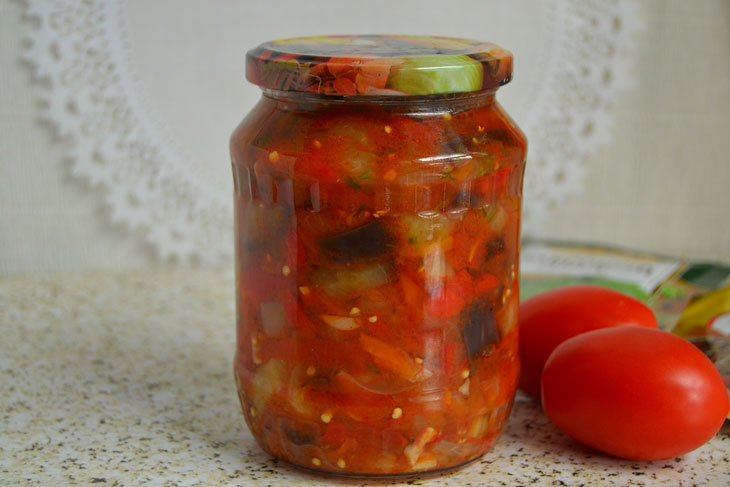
[[285, 427, 314, 446], [485, 237, 505, 259], [482, 128, 518, 146], [462, 300, 500, 359], [441, 135, 469, 156], [319, 221, 392, 263]]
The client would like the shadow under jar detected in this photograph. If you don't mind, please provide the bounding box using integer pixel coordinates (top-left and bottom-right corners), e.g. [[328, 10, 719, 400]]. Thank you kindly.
[[231, 35, 527, 477]]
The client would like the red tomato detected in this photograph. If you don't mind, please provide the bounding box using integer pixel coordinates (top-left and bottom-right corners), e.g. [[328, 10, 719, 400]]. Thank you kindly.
[[542, 326, 730, 460], [518, 285, 658, 398]]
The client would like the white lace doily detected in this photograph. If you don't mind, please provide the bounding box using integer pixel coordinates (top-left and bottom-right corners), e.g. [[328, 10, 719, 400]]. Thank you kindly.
[[23, 0, 642, 265]]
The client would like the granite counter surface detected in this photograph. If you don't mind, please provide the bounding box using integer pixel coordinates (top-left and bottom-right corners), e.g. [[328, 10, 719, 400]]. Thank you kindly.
[[2, 270, 728, 486]]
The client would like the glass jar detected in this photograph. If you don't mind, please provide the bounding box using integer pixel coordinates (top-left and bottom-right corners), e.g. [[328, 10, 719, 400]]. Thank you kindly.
[[231, 35, 527, 477]]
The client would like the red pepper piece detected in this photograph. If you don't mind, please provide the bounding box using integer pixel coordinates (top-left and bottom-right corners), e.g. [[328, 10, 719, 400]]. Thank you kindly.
[[296, 153, 339, 182], [383, 429, 409, 449], [241, 265, 286, 302], [359, 333, 418, 380], [332, 77, 358, 95], [321, 419, 348, 445], [474, 273, 499, 296], [444, 341, 459, 376], [426, 269, 472, 318]]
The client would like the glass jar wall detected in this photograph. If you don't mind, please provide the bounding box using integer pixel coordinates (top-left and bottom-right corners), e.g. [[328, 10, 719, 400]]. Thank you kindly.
[[231, 35, 527, 477]]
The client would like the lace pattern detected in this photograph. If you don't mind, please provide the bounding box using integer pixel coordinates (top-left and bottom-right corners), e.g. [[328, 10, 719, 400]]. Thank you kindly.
[[23, 0, 642, 265]]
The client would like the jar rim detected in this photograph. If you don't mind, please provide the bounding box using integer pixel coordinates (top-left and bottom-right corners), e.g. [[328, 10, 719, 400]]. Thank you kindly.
[[246, 35, 512, 97]]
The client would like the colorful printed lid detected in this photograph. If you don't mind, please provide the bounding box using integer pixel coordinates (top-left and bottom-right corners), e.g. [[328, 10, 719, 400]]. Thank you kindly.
[[246, 35, 513, 96]]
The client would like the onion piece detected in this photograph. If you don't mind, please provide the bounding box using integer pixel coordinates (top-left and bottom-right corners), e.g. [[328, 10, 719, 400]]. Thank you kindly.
[[252, 359, 287, 412], [321, 314, 360, 331], [404, 427, 437, 466], [334, 370, 415, 395], [260, 301, 288, 336]]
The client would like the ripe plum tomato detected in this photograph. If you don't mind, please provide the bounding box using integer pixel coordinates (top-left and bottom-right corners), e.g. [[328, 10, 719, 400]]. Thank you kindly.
[[518, 285, 657, 398], [542, 326, 730, 461]]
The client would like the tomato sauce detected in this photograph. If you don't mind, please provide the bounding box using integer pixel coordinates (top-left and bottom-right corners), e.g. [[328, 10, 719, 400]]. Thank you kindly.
[[231, 35, 527, 476]]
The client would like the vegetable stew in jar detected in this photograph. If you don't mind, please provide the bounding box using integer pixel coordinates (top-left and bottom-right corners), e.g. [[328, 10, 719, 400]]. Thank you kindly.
[[231, 35, 527, 477]]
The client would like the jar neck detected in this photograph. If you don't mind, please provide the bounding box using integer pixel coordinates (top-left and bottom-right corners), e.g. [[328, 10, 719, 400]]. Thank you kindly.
[[261, 89, 497, 114]]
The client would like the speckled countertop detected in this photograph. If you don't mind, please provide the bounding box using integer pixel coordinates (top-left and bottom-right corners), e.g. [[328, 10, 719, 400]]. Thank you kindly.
[[1, 270, 728, 486]]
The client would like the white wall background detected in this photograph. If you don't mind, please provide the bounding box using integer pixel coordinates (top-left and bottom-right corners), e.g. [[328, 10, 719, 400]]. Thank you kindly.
[[1, 0, 729, 274]]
